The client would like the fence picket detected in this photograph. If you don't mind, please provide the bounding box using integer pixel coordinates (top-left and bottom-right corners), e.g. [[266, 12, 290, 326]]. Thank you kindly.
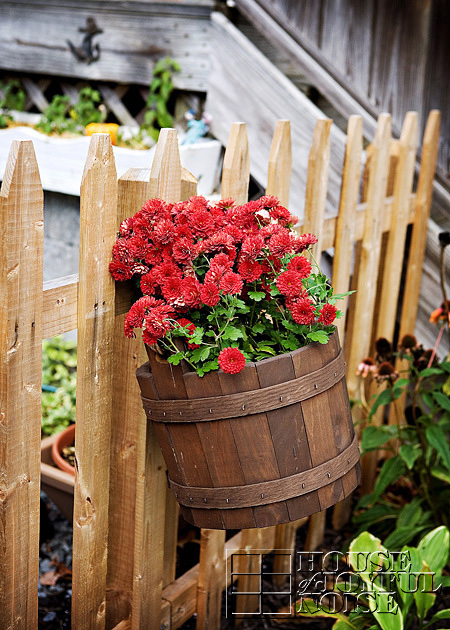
[[0, 140, 43, 630], [106, 170, 151, 629], [72, 134, 118, 629], [267, 120, 292, 207], [332, 116, 363, 341], [301, 118, 332, 259], [221, 122, 250, 203], [346, 114, 392, 402], [376, 112, 419, 340], [399, 110, 441, 337]]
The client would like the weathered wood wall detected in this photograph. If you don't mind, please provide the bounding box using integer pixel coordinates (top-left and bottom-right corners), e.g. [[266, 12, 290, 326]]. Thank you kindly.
[[0, 0, 214, 92], [236, 0, 449, 194]]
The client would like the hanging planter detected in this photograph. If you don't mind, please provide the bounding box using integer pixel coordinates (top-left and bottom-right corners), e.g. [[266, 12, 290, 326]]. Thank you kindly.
[[136, 331, 359, 529], [110, 194, 361, 529]]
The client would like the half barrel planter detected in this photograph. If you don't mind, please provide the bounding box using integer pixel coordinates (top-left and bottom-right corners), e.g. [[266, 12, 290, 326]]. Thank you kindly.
[[136, 331, 360, 529]]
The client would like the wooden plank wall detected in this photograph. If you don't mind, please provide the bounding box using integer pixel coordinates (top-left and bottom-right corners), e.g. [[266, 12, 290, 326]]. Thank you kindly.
[[0, 0, 213, 92], [0, 107, 441, 629], [245, 0, 448, 187], [205, 12, 346, 220]]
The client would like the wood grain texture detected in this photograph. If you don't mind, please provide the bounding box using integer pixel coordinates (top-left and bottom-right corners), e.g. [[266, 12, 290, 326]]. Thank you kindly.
[[206, 12, 346, 220], [332, 115, 363, 341], [301, 118, 332, 258], [0, 2, 212, 91], [196, 529, 226, 630], [399, 111, 441, 338], [106, 171, 150, 628], [0, 140, 43, 630], [221, 122, 250, 204], [72, 134, 117, 630], [376, 112, 418, 340], [266, 120, 292, 207], [346, 114, 391, 402]]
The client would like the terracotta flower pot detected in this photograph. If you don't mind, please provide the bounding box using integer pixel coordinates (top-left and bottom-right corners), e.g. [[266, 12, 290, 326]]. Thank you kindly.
[[136, 331, 360, 530], [51, 424, 76, 476]]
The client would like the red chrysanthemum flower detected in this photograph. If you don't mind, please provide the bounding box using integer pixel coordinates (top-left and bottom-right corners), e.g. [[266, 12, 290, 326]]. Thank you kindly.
[[258, 195, 279, 209], [109, 260, 133, 281], [292, 233, 318, 253], [153, 219, 175, 245], [200, 282, 221, 307], [210, 252, 234, 270], [181, 277, 202, 308], [141, 198, 169, 221], [218, 347, 246, 374], [112, 238, 133, 264], [318, 303, 337, 325], [118, 217, 134, 237], [161, 277, 183, 303], [215, 197, 235, 210], [220, 272, 243, 295], [238, 259, 263, 282], [172, 238, 195, 264], [240, 235, 264, 261], [276, 270, 303, 298], [269, 230, 293, 256], [290, 297, 316, 325], [189, 210, 215, 237], [287, 255, 312, 279]]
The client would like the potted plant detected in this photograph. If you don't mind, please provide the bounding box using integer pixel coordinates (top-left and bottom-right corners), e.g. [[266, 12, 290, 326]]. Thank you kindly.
[[110, 195, 361, 529]]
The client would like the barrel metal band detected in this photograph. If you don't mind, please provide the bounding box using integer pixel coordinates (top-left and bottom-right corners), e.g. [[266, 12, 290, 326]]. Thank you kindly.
[[142, 349, 345, 423], [168, 434, 359, 509]]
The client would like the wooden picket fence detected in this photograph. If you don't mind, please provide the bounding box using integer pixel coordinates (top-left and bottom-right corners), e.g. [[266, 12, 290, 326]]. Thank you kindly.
[[0, 109, 440, 630]]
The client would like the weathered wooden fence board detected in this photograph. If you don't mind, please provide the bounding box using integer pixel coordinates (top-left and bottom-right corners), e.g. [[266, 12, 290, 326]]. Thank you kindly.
[[0, 140, 43, 630]]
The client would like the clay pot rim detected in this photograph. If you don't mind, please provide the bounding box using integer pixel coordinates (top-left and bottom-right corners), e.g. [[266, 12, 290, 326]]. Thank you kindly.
[[51, 423, 75, 476]]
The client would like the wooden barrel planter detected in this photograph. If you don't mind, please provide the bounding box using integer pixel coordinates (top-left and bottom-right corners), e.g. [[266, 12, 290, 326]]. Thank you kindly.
[[136, 331, 360, 530]]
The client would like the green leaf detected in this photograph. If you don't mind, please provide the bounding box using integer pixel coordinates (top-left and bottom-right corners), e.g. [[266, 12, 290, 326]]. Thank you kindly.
[[433, 391, 450, 413], [221, 326, 243, 341], [252, 323, 265, 334], [419, 367, 444, 377], [361, 426, 395, 452], [399, 444, 421, 470], [248, 291, 265, 301], [396, 498, 423, 528], [383, 526, 427, 549], [307, 330, 329, 344], [372, 457, 406, 502], [426, 425, 450, 471], [431, 466, 450, 483], [368, 387, 393, 420], [417, 526, 450, 574], [199, 347, 210, 362], [167, 352, 183, 366]]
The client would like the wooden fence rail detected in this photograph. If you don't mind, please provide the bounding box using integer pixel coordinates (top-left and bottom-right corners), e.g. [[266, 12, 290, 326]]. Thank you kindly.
[[0, 108, 440, 630]]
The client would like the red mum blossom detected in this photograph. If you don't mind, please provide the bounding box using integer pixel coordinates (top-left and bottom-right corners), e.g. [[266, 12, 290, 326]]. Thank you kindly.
[[210, 252, 234, 270], [220, 272, 243, 295], [172, 238, 195, 264], [215, 197, 235, 210], [218, 347, 246, 374], [109, 260, 133, 281], [141, 198, 169, 221], [189, 210, 215, 237], [318, 303, 337, 325], [269, 230, 293, 256], [112, 238, 133, 264], [153, 219, 175, 245], [290, 297, 316, 325], [161, 277, 183, 303], [293, 233, 318, 253], [258, 195, 279, 209], [222, 224, 244, 243], [287, 255, 312, 279], [200, 282, 221, 307], [119, 217, 134, 237], [241, 235, 264, 260], [154, 261, 182, 283], [203, 231, 236, 256], [238, 259, 263, 282], [144, 305, 173, 340], [181, 277, 202, 308], [276, 270, 303, 297]]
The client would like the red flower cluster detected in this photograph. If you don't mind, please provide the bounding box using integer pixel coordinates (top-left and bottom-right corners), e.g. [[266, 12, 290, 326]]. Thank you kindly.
[[110, 195, 338, 374]]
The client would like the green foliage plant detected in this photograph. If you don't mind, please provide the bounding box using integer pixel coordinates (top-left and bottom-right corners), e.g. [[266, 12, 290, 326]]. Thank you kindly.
[[139, 57, 181, 142], [41, 336, 77, 437], [297, 527, 450, 630], [36, 87, 104, 135], [353, 331, 450, 548], [0, 78, 26, 127]]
